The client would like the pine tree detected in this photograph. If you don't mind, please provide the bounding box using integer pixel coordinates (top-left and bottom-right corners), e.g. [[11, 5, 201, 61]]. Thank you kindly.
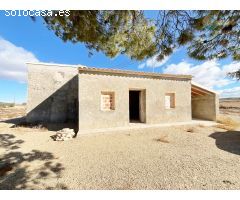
[[38, 10, 240, 79]]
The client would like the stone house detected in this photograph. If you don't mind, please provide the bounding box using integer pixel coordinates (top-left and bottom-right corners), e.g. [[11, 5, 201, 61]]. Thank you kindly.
[[26, 62, 219, 133]]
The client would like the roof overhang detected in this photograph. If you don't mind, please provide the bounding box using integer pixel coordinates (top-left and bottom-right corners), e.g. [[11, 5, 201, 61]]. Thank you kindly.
[[191, 81, 218, 97]]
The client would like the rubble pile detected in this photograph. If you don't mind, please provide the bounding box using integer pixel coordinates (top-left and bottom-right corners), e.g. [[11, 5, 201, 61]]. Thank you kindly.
[[54, 128, 75, 141]]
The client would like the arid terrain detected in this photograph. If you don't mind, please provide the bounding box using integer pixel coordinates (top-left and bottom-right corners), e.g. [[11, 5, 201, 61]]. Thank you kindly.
[[220, 98, 240, 117], [0, 100, 239, 189], [0, 105, 26, 121]]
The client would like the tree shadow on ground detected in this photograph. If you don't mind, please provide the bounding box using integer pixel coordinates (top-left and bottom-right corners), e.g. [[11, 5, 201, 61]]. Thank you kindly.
[[0, 133, 67, 189], [1, 117, 78, 133], [209, 130, 240, 155]]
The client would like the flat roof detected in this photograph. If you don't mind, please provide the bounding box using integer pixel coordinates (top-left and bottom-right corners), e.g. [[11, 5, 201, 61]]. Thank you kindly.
[[78, 66, 192, 80]]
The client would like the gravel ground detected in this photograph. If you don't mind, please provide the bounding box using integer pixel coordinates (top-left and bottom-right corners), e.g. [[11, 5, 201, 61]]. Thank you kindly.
[[1, 120, 240, 190]]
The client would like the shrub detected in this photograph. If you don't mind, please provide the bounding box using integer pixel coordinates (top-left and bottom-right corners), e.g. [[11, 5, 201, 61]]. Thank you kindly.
[[8, 103, 15, 107], [12, 121, 47, 130], [216, 116, 239, 131]]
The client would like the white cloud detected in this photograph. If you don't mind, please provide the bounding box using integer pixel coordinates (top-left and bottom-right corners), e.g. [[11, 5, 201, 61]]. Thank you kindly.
[[163, 59, 240, 97], [0, 38, 39, 82], [138, 63, 145, 69], [222, 62, 240, 74], [164, 60, 240, 88], [218, 87, 240, 98], [138, 55, 170, 69]]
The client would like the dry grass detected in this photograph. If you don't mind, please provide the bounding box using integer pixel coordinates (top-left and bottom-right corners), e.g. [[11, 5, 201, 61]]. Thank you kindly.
[[0, 103, 14, 108], [215, 124, 233, 131], [0, 105, 26, 120], [220, 99, 240, 116], [216, 116, 239, 131], [185, 127, 195, 133], [154, 134, 169, 143], [13, 121, 34, 128], [12, 122, 47, 130]]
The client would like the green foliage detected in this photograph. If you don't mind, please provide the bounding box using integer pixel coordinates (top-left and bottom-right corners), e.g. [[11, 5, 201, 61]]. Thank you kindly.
[[177, 30, 194, 45], [42, 11, 157, 60], [228, 70, 240, 80], [186, 11, 240, 63], [39, 10, 240, 79]]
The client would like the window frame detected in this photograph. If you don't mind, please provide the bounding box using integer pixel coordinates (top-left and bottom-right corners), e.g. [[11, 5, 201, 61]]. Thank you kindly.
[[100, 91, 115, 111], [165, 92, 176, 109]]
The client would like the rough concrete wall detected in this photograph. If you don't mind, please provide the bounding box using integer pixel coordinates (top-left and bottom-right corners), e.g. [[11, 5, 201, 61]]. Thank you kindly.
[[26, 63, 78, 123], [78, 73, 192, 131], [139, 90, 146, 123], [192, 94, 219, 121]]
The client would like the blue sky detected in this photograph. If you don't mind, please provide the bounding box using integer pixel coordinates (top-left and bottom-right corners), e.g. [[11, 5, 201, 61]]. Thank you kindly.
[[0, 11, 239, 103]]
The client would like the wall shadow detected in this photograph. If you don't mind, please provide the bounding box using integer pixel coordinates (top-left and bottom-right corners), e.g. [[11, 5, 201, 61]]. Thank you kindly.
[[1, 117, 26, 125], [1, 75, 79, 133], [209, 130, 240, 155], [0, 133, 67, 189]]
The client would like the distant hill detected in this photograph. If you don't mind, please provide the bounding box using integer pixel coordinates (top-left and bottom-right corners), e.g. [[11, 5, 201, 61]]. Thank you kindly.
[[0, 102, 14, 107], [0, 102, 26, 107], [220, 97, 240, 101]]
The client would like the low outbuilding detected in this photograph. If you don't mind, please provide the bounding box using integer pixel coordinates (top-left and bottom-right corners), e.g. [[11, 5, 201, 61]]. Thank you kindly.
[[26, 62, 219, 133]]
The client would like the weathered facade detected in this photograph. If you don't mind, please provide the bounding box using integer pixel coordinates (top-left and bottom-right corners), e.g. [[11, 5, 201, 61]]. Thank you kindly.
[[26, 62, 219, 133], [27, 63, 78, 123]]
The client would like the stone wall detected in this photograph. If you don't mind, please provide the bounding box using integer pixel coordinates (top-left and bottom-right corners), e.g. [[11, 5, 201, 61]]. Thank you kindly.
[[26, 63, 78, 123], [78, 72, 192, 132]]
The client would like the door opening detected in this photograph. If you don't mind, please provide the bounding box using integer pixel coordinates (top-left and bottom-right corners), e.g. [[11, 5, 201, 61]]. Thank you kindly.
[[129, 90, 141, 122]]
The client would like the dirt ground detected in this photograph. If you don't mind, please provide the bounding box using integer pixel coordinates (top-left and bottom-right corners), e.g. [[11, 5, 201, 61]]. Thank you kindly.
[[0, 105, 26, 121], [0, 103, 240, 189], [220, 98, 240, 117]]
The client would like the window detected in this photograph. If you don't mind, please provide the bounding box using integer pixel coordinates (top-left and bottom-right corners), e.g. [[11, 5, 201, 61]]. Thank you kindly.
[[101, 92, 115, 111], [165, 93, 175, 109]]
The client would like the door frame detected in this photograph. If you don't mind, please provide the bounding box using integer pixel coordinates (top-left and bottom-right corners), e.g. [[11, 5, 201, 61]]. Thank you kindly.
[[129, 89, 146, 123]]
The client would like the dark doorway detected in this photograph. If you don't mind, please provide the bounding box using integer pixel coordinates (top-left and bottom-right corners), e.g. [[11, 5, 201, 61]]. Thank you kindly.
[[129, 91, 140, 122]]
